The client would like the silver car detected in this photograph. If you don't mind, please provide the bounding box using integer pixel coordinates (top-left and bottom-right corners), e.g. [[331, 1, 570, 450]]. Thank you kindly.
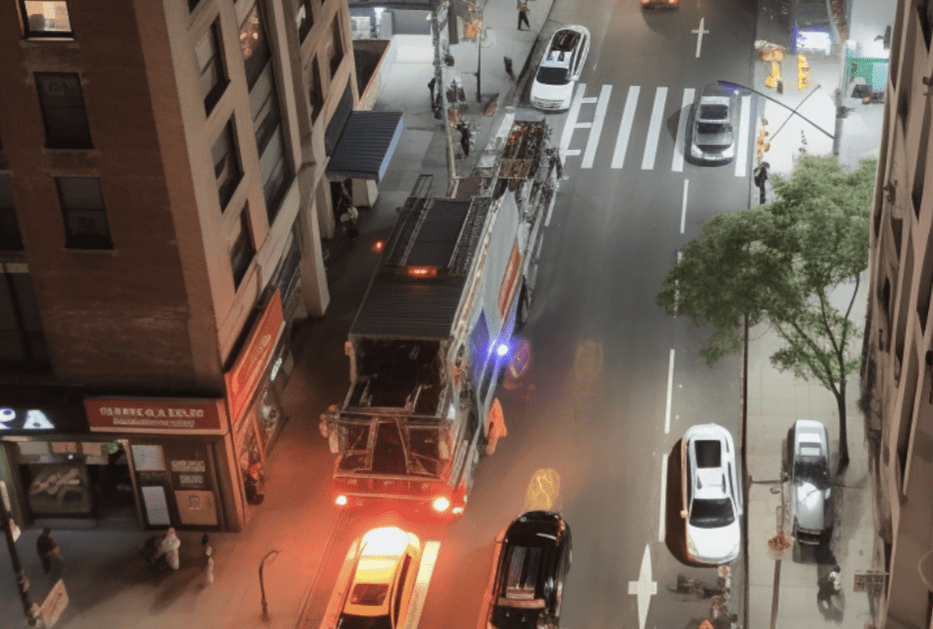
[[789, 419, 833, 544], [689, 94, 736, 163]]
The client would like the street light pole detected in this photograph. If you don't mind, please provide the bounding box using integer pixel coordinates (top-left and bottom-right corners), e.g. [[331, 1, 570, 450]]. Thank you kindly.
[[718, 80, 835, 140], [0, 481, 36, 627]]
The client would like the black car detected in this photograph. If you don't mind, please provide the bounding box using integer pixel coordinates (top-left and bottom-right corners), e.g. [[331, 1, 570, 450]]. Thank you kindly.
[[487, 511, 572, 629]]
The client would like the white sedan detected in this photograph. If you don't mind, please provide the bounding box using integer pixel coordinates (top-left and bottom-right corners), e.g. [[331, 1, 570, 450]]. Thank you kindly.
[[681, 423, 742, 565], [530, 26, 590, 111]]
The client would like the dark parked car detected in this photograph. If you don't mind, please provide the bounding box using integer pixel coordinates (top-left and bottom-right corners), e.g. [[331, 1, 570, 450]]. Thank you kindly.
[[486, 511, 572, 629], [788, 419, 833, 544]]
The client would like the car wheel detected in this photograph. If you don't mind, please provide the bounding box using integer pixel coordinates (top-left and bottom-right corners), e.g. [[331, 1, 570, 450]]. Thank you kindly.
[[515, 283, 530, 331]]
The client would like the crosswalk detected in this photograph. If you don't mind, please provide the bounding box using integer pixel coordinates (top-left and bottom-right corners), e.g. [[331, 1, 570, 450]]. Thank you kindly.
[[560, 83, 753, 177]]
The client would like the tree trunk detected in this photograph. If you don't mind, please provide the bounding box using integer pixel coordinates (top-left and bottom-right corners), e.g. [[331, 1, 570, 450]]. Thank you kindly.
[[835, 379, 850, 473]]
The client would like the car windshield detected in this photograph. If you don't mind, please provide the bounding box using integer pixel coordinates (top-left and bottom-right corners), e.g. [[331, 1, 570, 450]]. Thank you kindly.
[[689, 497, 735, 528], [794, 454, 830, 488], [337, 614, 393, 629], [536, 66, 570, 86], [698, 104, 728, 120], [350, 583, 389, 606], [696, 122, 731, 135]]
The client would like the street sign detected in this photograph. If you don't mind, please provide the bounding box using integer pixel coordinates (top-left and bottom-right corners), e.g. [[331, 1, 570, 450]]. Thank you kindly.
[[40, 579, 68, 627]]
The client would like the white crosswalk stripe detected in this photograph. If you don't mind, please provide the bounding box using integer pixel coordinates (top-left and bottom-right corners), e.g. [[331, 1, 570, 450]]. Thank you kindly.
[[672, 88, 695, 173], [561, 84, 754, 176], [641, 87, 668, 170], [582, 84, 612, 169], [611, 85, 640, 169]]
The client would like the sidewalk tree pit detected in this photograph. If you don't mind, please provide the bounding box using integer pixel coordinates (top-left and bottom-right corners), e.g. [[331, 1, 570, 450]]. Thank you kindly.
[[656, 155, 877, 472]]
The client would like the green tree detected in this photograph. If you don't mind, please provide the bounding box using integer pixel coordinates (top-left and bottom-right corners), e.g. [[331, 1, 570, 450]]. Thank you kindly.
[[657, 155, 876, 471]]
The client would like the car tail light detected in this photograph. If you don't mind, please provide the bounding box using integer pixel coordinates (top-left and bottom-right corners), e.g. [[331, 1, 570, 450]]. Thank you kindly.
[[432, 496, 451, 512], [335, 495, 348, 506]]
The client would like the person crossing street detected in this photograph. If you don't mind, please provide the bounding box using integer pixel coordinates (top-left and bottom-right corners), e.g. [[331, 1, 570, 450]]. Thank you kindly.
[[517, 0, 530, 30]]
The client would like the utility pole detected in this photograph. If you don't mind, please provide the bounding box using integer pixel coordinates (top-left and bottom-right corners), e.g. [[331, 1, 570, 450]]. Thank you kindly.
[[0, 480, 37, 627]]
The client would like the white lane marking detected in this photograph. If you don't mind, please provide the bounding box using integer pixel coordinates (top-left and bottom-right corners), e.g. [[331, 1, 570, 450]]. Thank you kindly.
[[659, 454, 669, 543], [582, 84, 612, 169], [680, 179, 689, 234], [735, 95, 751, 177], [665, 349, 675, 434], [672, 88, 695, 172], [627, 545, 657, 629], [641, 87, 668, 170], [691, 18, 709, 58], [560, 82, 587, 154], [405, 541, 441, 629], [612, 86, 640, 169]]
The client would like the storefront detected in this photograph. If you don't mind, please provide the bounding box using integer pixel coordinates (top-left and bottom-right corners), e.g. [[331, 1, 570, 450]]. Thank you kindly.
[[224, 289, 287, 517], [84, 398, 233, 531]]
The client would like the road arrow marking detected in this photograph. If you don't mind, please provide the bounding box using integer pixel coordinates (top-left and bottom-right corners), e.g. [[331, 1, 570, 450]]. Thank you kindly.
[[627, 544, 657, 629], [692, 18, 709, 58]]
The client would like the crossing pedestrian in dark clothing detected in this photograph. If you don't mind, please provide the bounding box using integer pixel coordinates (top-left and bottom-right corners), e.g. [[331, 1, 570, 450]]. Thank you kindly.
[[457, 122, 471, 157], [517, 0, 530, 30]]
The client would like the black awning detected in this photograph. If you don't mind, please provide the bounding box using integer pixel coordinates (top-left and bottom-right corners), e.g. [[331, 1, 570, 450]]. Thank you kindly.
[[326, 111, 405, 182]]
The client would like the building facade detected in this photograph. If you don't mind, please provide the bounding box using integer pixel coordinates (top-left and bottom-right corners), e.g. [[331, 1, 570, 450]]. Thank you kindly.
[[864, 0, 933, 625], [0, 0, 397, 532]]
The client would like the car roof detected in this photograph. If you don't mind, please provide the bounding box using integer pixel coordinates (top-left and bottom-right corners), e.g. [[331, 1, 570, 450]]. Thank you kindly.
[[504, 510, 566, 544], [794, 419, 828, 451]]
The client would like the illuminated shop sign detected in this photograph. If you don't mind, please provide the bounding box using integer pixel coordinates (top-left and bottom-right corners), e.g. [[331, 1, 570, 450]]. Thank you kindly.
[[0, 408, 56, 431], [85, 399, 226, 435]]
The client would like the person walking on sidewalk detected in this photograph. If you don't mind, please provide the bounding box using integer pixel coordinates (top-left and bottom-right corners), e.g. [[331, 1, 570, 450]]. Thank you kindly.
[[457, 121, 472, 158], [201, 534, 214, 585], [517, 0, 530, 30], [36, 528, 62, 576], [156, 527, 181, 570]]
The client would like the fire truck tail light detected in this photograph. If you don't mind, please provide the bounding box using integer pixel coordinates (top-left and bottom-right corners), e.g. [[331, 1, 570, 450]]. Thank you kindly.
[[335, 495, 348, 506], [407, 266, 438, 278], [432, 496, 451, 512], [452, 506, 465, 515]]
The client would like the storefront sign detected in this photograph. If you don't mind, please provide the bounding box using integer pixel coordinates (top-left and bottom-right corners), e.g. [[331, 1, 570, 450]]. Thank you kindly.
[[40, 579, 68, 628], [85, 399, 225, 434], [0, 408, 57, 432], [225, 290, 284, 421]]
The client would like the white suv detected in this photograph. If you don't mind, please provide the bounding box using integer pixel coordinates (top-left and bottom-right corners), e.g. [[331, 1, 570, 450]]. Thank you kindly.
[[530, 26, 590, 111]]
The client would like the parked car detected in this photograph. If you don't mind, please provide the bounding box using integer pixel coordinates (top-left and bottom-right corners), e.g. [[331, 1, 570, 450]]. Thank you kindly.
[[788, 419, 833, 544], [336, 527, 423, 629], [530, 26, 591, 111], [688, 93, 736, 163], [486, 511, 572, 629], [681, 423, 743, 565], [641, 0, 679, 8]]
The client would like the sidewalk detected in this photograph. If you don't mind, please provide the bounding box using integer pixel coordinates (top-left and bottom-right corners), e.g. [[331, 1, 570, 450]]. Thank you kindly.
[[0, 4, 555, 629], [746, 0, 892, 627]]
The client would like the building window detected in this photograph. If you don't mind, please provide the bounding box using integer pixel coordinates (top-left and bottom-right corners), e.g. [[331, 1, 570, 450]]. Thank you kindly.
[[329, 16, 344, 76], [309, 57, 323, 123], [0, 176, 24, 251], [243, 2, 291, 222], [56, 178, 112, 250], [35, 73, 93, 149], [0, 268, 49, 369], [230, 209, 255, 289], [212, 120, 243, 211], [296, 0, 314, 42], [251, 65, 290, 222], [196, 22, 228, 116], [240, 4, 271, 91], [21, 1, 72, 38]]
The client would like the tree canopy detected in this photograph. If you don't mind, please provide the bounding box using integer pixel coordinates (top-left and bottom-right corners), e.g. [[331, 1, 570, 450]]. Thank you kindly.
[[657, 155, 877, 470]]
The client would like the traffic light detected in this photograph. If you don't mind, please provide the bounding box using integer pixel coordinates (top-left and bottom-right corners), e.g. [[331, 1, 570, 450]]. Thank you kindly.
[[756, 123, 771, 160], [797, 54, 811, 90]]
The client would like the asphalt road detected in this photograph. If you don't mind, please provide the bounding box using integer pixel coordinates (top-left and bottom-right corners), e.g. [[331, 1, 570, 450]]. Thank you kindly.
[[304, 2, 760, 629]]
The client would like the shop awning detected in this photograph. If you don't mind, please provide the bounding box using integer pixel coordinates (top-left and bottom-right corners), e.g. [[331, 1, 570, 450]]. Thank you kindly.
[[326, 111, 405, 182]]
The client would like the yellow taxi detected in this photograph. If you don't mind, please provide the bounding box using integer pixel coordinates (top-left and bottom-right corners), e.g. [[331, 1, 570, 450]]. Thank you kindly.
[[336, 527, 423, 629]]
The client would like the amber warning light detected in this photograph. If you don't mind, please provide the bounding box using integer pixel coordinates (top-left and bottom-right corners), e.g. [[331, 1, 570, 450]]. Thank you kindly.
[[407, 266, 438, 278]]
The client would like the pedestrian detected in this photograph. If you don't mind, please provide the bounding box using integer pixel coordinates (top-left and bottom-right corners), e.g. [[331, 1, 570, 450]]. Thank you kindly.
[[753, 162, 769, 204], [428, 77, 437, 110], [201, 534, 214, 586], [517, 0, 530, 30], [457, 122, 471, 157], [339, 204, 360, 239], [157, 527, 181, 570], [36, 528, 61, 575]]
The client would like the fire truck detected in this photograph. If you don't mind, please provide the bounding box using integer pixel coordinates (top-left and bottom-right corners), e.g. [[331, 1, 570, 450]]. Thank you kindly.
[[319, 108, 561, 516]]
